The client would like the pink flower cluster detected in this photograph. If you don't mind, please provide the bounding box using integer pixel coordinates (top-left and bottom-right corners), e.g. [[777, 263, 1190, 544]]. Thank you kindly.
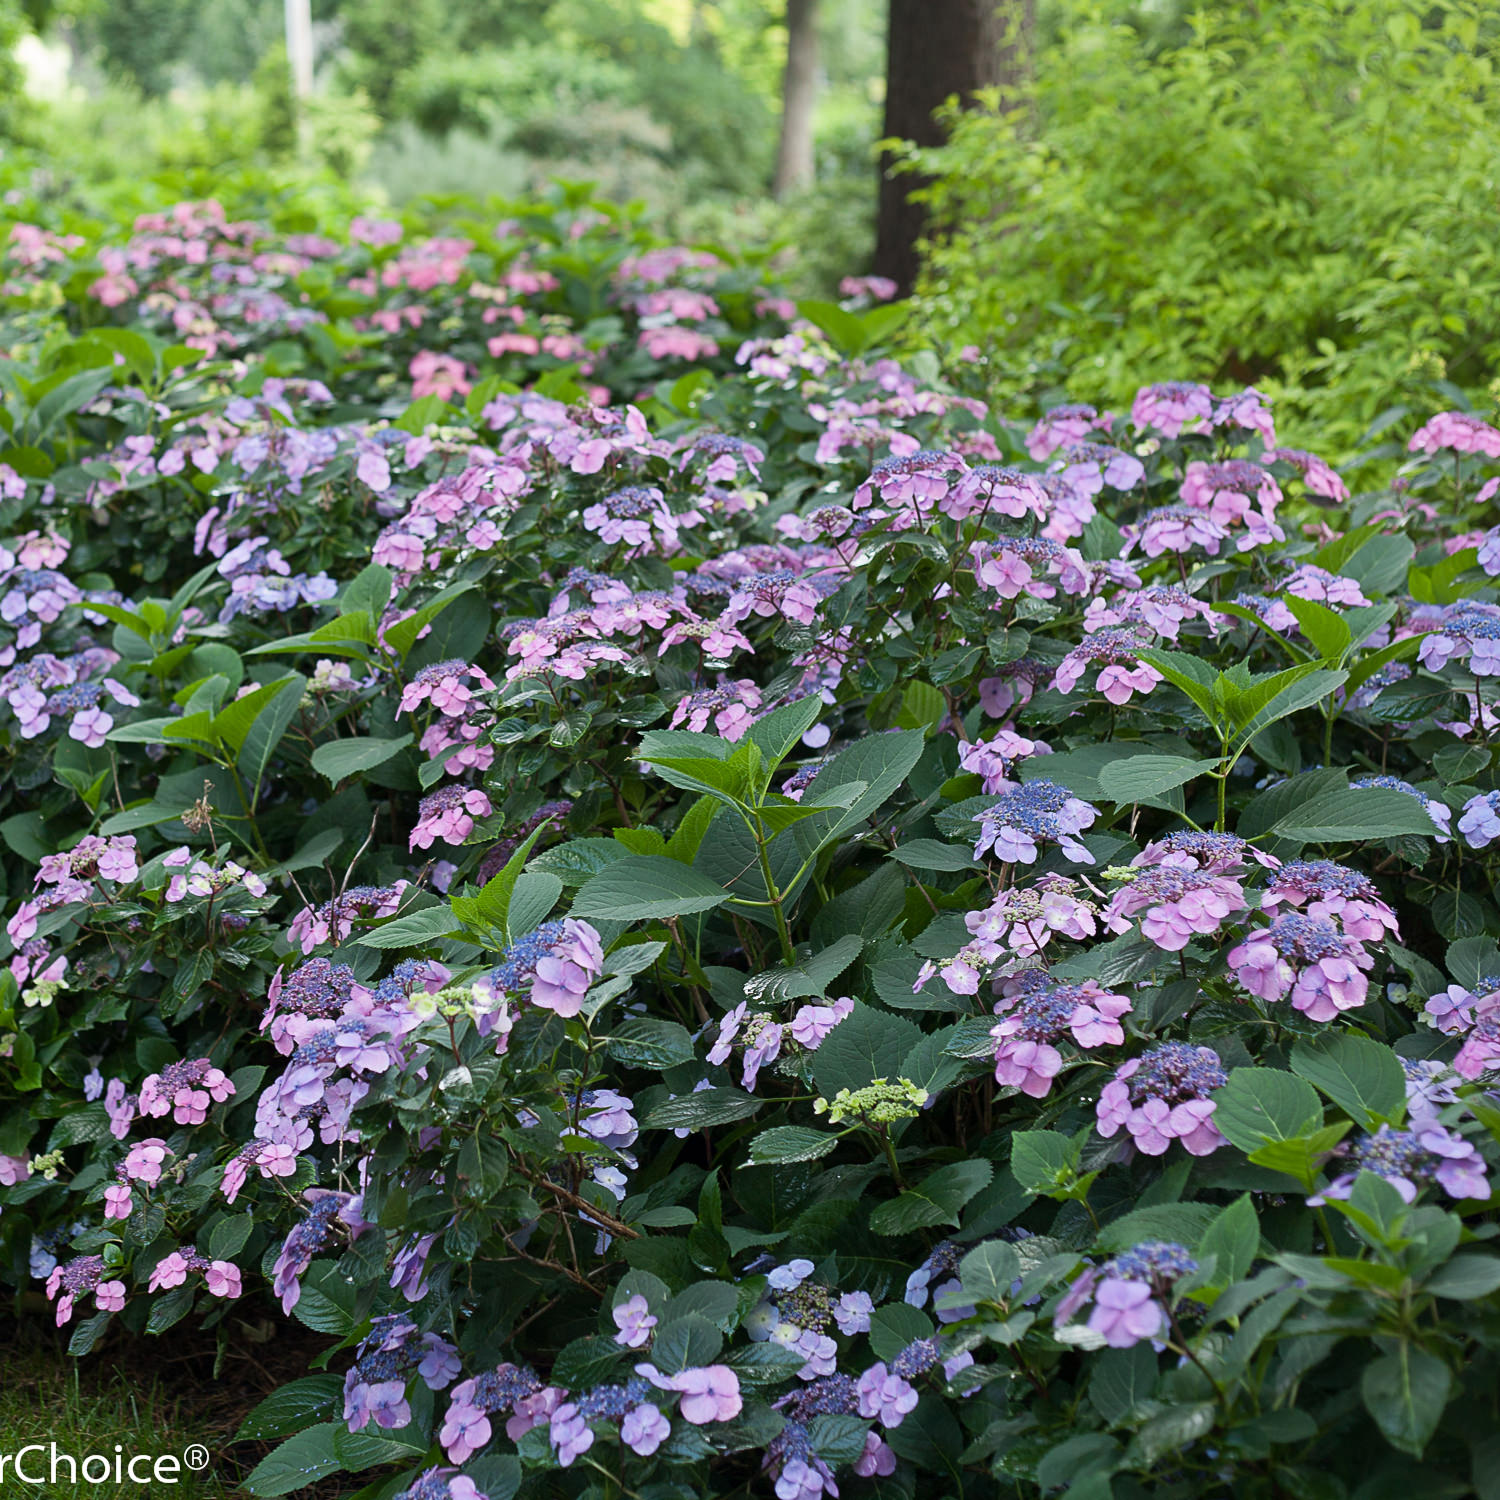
[[1104, 865, 1247, 950], [1096, 1043, 1228, 1156], [410, 785, 493, 850], [989, 971, 1132, 1097], [1227, 912, 1373, 1021]]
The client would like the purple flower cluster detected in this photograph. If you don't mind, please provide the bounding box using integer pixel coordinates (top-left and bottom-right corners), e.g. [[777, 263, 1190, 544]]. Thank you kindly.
[[270, 1189, 367, 1311], [1104, 866, 1247, 950], [474, 918, 604, 1019], [409, 785, 493, 850], [288, 881, 411, 952], [440, 1362, 555, 1461], [44, 1254, 126, 1325], [989, 971, 1132, 1097], [1310, 1124, 1489, 1204], [1096, 1043, 1228, 1156], [1052, 627, 1163, 704], [972, 779, 1099, 865], [1227, 912, 1374, 1021], [1055, 1241, 1198, 1348], [970, 535, 1090, 601], [744, 1258, 874, 1377], [1259, 860, 1398, 940], [344, 1315, 461, 1432]]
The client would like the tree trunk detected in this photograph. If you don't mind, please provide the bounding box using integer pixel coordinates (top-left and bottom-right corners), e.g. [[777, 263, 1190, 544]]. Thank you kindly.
[[773, 0, 820, 200], [873, 0, 1032, 295]]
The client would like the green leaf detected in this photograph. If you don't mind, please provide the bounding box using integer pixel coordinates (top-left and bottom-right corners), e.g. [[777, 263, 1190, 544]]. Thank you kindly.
[[207, 1213, 255, 1261], [1037, 1434, 1120, 1493], [795, 729, 927, 855], [1137, 647, 1221, 721], [607, 1017, 695, 1070], [1198, 1195, 1260, 1286], [449, 818, 558, 941], [355, 903, 461, 949], [666, 794, 718, 862], [1229, 665, 1346, 747], [1133, 1402, 1215, 1465], [958, 1240, 1022, 1305], [796, 297, 870, 355], [869, 1160, 993, 1235], [811, 1002, 923, 1095], [748, 1126, 839, 1165], [309, 733, 413, 784], [744, 695, 822, 782], [1281, 595, 1353, 662], [743, 935, 862, 1003], [507, 870, 563, 936], [896, 679, 947, 732], [887, 838, 978, 872], [808, 1413, 873, 1465], [1009, 1130, 1077, 1195], [572, 855, 730, 920], [1271, 786, 1444, 843], [1211, 1069, 1324, 1152], [1360, 1348, 1451, 1458], [244, 1422, 345, 1496], [237, 672, 308, 798], [235, 1376, 343, 1442], [1090, 1344, 1159, 1424], [1424, 1254, 1500, 1300], [340, 563, 394, 618], [1290, 1034, 1406, 1128], [1098, 754, 1218, 804], [212, 674, 299, 754], [1096, 1204, 1216, 1254], [384, 582, 478, 660], [643, 1087, 762, 1130]]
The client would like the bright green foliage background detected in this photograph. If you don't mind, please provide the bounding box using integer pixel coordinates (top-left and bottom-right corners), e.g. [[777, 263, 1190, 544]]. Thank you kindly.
[[912, 0, 1500, 450]]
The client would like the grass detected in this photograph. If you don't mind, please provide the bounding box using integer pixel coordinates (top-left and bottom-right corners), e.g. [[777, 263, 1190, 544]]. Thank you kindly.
[[2, 1339, 242, 1498], [1, 1314, 355, 1499]]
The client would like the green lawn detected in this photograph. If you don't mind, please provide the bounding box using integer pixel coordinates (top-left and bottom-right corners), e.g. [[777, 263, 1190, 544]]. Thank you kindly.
[[1, 1317, 348, 1499]]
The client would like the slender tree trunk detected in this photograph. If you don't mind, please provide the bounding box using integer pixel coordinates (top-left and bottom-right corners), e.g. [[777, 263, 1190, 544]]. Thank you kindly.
[[690, 0, 714, 47], [873, 0, 1033, 295], [773, 0, 820, 200]]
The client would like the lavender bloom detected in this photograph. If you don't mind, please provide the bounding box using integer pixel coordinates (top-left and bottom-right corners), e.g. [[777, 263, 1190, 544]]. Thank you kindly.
[[971, 535, 1090, 601], [1310, 1124, 1490, 1204], [1259, 860, 1399, 940], [1052, 441, 1146, 495], [1052, 628, 1163, 705], [394, 1468, 488, 1500], [1104, 866, 1246, 950], [1459, 790, 1500, 850], [1417, 606, 1500, 677], [1057, 1241, 1198, 1349], [972, 779, 1099, 865], [344, 1316, 461, 1434], [440, 1363, 546, 1461], [1131, 381, 1213, 437], [476, 918, 604, 1018], [613, 1293, 658, 1348], [989, 971, 1132, 1098], [1227, 913, 1374, 1021], [1096, 1043, 1228, 1156], [1350, 775, 1452, 841], [852, 448, 967, 512]]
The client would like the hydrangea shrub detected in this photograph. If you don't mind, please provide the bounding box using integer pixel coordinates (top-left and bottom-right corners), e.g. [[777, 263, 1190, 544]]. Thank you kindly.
[[5, 198, 1500, 1500]]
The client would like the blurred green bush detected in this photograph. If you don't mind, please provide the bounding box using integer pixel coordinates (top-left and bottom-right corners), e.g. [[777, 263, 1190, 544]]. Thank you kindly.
[[911, 0, 1500, 451]]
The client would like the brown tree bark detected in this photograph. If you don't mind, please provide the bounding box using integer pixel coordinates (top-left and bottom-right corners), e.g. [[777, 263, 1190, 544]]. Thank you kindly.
[[772, 0, 820, 200], [873, 0, 1033, 295]]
